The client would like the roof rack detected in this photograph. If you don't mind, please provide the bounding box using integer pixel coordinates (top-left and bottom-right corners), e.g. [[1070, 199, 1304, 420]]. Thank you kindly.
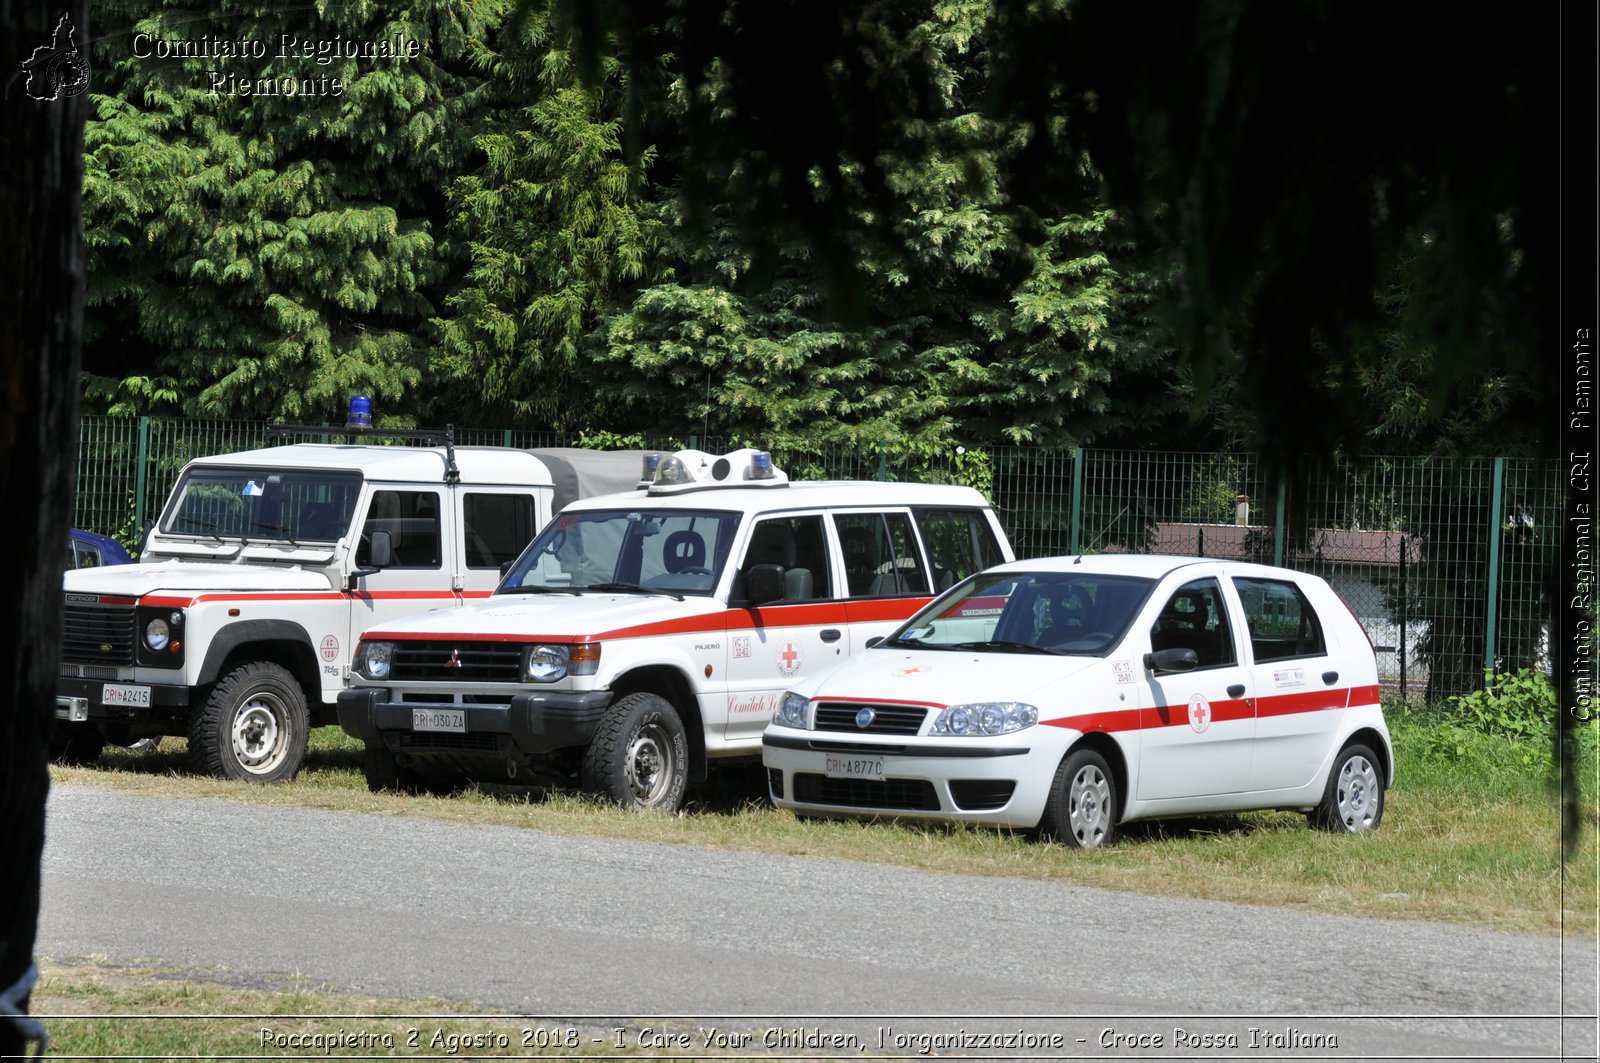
[[263, 423, 460, 484]]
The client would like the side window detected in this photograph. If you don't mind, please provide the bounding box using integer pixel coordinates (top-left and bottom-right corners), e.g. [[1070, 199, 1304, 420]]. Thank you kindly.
[[359, 490, 442, 569], [72, 541, 100, 568], [1234, 577, 1327, 661], [834, 512, 927, 597], [462, 493, 537, 569], [1149, 578, 1237, 669], [914, 507, 1005, 590], [742, 515, 833, 601]]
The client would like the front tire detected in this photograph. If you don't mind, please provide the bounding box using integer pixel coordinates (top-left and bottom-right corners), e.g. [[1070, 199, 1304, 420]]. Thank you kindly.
[[1312, 743, 1385, 833], [189, 662, 309, 783], [1038, 748, 1118, 848], [581, 692, 689, 811]]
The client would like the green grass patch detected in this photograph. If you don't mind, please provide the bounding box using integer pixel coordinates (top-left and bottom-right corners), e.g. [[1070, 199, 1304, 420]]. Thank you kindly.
[[53, 710, 1599, 938], [33, 958, 719, 1059]]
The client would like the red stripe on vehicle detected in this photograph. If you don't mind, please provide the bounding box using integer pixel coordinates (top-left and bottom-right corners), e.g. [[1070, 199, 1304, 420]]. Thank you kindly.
[[376, 598, 931, 645], [1254, 688, 1350, 718]]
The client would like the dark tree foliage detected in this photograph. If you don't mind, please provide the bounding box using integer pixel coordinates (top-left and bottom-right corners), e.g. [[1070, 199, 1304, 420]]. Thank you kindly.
[[562, 0, 1557, 461]]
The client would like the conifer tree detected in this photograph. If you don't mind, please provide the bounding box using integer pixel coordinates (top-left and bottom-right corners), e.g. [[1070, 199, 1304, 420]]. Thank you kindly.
[[82, 0, 495, 422]]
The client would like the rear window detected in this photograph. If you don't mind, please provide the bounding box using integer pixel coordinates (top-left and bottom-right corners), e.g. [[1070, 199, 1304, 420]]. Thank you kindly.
[[1233, 577, 1327, 662]]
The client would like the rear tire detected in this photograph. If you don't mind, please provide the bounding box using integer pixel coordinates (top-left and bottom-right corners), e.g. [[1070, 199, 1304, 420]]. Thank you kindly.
[[581, 692, 689, 811], [1312, 743, 1385, 833], [1038, 748, 1118, 849], [189, 662, 309, 783]]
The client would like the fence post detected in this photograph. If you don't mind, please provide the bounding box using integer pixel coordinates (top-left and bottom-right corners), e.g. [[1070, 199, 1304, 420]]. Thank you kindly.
[[134, 416, 151, 535], [1069, 448, 1085, 554], [1483, 456, 1506, 679], [1273, 472, 1287, 567], [1398, 534, 1408, 702]]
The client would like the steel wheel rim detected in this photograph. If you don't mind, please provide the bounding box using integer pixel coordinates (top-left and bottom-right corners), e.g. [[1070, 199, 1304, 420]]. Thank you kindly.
[[232, 694, 289, 774], [1335, 754, 1380, 831], [625, 722, 676, 806], [1068, 763, 1111, 847]]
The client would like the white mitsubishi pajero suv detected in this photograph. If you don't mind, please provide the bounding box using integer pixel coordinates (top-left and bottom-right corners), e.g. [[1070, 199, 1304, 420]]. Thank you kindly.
[[338, 448, 1015, 810]]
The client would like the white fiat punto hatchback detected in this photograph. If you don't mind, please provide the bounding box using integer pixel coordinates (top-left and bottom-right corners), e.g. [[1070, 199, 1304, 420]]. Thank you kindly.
[[762, 555, 1392, 847]]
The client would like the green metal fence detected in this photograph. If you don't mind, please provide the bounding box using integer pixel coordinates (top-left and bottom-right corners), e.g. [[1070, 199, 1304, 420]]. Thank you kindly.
[[72, 415, 1559, 704]]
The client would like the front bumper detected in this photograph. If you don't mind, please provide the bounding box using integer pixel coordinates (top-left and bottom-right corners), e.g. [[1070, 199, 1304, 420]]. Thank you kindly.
[[54, 676, 190, 722], [337, 688, 614, 761], [762, 728, 1065, 829]]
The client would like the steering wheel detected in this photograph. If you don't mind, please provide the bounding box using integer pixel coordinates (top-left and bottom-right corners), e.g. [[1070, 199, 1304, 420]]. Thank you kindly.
[[676, 566, 712, 576]]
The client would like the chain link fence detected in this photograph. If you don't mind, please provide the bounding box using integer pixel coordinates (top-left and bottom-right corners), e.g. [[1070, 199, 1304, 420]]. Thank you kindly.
[[73, 416, 1558, 704]]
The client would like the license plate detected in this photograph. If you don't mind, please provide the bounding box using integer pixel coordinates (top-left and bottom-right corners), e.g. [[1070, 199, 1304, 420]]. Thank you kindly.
[[824, 753, 884, 781], [101, 683, 151, 708], [412, 708, 465, 733]]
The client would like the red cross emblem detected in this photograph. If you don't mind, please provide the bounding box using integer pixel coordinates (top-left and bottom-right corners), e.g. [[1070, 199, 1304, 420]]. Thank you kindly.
[[777, 640, 802, 676], [1188, 693, 1211, 733]]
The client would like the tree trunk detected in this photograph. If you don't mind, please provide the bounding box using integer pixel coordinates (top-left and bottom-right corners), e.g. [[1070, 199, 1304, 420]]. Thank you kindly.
[[0, 1, 89, 1054]]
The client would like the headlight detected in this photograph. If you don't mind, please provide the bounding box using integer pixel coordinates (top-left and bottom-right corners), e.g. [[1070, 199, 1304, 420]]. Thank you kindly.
[[355, 641, 395, 681], [525, 642, 600, 682], [774, 691, 811, 729], [143, 617, 170, 652], [931, 702, 1038, 736]]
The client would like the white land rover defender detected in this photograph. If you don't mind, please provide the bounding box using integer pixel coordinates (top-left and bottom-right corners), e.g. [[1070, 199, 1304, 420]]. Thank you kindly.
[[55, 425, 645, 782], [337, 448, 1015, 810]]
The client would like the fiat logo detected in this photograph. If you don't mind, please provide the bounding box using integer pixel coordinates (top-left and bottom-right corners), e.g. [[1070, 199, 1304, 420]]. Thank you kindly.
[[855, 707, 876, 729]]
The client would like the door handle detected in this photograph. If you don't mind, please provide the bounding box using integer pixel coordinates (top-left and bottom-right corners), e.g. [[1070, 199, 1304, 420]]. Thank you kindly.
[[1322, 670, 1339, 685], [1226, 683, 1246, 699], [820, 628, 842, 643]]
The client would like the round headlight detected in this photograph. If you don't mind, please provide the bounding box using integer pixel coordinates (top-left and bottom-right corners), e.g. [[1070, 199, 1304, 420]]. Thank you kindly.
[[527, 644, 570, 682], [143, 618, 170, 652], [357, 641, 394, 680], [776, 691, 811, 729]]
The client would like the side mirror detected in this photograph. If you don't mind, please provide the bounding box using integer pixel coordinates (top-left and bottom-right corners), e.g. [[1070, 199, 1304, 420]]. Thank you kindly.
[[368, 530, 394, 569], [1144, 647, 1199, 673], [864, 636, 884, 649], [346, 529, 394, 590], [744, 563, 786, 606]]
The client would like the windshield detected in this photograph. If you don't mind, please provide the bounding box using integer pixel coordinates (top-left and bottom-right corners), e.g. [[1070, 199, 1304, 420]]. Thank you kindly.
[[160, 466, 361, 544], [500, 508, 740, 597], [883, 569, 1157, 655]]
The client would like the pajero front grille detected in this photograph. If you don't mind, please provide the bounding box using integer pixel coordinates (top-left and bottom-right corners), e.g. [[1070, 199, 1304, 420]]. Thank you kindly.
[[389, 641, 524, 682], [813, 702, 928, 736], [61, 601, 137, 665]]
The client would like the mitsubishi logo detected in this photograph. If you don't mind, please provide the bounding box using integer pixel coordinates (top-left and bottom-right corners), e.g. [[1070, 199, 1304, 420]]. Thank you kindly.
[[855, 707, 876, 729], [444, 649, 462, 669]]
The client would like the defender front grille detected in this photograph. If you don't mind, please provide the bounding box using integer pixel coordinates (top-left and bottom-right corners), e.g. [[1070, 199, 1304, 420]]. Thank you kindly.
[[389, 641, 523, 682], [61, 601, 137, 665], [813, 702, 928, 736], [793, 773, 939, 811]]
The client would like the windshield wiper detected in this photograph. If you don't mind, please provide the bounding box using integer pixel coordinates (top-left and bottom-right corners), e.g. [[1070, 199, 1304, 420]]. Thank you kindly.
[[251, 520, 296, 542], [498, 585, 583, 596], [173, 516, 224, 542], [588, 582, 684, 601], [951, 639, 1062, 655], [879, 635, 937, 649]]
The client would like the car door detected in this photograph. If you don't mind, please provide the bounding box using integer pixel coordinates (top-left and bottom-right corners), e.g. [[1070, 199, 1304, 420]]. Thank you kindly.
[[721, 513, 845, 741], [1135, 574, 1256, 799], [1232, 574, 1350, 792]]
